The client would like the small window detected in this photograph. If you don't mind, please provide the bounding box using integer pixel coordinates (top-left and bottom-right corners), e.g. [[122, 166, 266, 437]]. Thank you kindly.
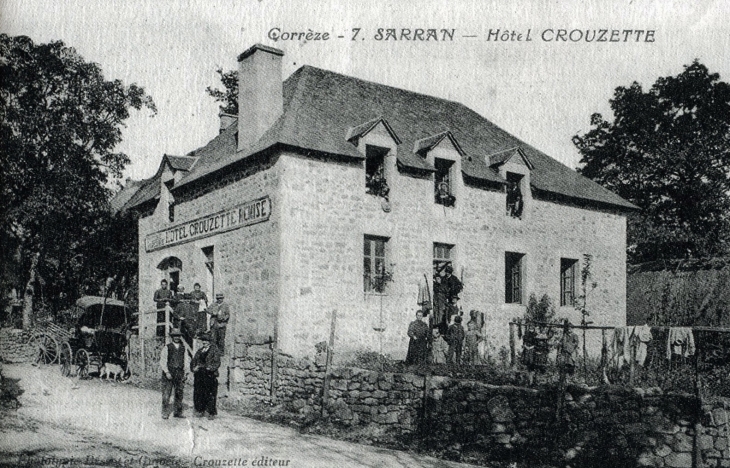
[[506, 172, 524, 218], [365, 146, 390, 199], [364, 235, 389, 293], [560, 258, 578, 306], [435, 158, 455, 207], [168, 201, 175, 222], [433, 243, 454, 275], [202, 246, 214, 272], [505, 252, 524, 304]]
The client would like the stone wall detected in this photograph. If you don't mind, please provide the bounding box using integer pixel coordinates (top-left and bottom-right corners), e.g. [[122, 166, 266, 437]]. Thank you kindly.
[[137, 153, 281, 359], [0, 328, 35, 363], [137, 141, 628, 363], [424, 379, 699, 467], [277, 150, 627, 361], [229, 353, 730, 467], [699, 401, 730, 468]]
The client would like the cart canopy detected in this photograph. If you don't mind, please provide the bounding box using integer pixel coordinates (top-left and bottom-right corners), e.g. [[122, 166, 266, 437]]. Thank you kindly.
[[73, 296, 129, 330]]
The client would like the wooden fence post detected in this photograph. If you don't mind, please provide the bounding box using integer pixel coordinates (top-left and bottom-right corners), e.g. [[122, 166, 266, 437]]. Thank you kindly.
[[270, 330, 278, 400], [164, 305, 171, 343], [321, 310, 337, 416], [509, 322, 516, 367]]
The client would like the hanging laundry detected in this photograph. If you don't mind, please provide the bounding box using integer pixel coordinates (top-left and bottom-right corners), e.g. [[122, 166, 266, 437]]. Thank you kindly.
[[609, 327, 631, 370], [666, 327, 696, 360], [630, 324, 652, 366], [417, 280, 431, 311]]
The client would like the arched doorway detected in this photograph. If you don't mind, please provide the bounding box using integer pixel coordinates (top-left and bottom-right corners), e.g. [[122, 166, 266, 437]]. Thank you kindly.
[[157, 257, 183, 293]]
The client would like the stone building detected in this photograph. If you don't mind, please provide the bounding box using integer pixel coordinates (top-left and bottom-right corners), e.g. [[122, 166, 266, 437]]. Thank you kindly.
[[121, 44, 636, 363]]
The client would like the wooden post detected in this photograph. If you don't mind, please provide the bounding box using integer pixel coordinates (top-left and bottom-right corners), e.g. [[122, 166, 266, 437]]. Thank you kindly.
[[140, 335, 146, 377], [164, 305, 171, 343], [321, 310, 337, 416], [509, 322, 516, 367], [270, 331, 278, 399], [629, 335, 636, 386], [421, 369, 432, 440]]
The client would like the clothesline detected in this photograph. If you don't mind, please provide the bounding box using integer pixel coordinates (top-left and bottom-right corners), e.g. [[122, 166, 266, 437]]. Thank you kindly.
[[508, 321, 730, 333]]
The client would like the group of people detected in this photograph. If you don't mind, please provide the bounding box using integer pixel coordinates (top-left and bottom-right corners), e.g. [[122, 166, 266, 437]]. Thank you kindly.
[[521, 319, 580, 385], [154, 279, 230, 420], [153, 279, 229, 350], [407, 264, 484, 365], [406, 308, 484, 365]]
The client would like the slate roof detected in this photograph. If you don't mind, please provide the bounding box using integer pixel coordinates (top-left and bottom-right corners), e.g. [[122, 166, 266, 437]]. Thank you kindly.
[[413, 131, 465, 157], [487, 147, 534, 170], [123, 65, 638, 212], [109, 179, 147, 213], [165, 155, 197, 171]]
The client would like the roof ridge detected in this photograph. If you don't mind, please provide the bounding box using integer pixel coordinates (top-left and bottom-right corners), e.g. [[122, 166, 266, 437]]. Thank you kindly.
[[297, 65, 471, 109], [278, 65, 313, 142]]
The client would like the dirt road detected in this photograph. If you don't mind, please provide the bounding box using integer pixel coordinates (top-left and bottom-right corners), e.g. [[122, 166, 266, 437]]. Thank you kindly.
[[0, 364, 476, 468]]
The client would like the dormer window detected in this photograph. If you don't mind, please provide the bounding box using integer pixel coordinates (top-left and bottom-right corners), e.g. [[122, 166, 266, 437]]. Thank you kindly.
[[434, 158, 455, 207], [365, 145, 390, 200], [506, 172, 524, 218]]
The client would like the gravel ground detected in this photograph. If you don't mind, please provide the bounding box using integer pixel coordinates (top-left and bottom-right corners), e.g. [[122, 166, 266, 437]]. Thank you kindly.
[[0, 363, 478, 468]]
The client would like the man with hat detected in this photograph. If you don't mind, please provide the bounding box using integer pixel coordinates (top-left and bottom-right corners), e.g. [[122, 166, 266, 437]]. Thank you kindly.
[[173, 286, 197, 348], [207, 293, 230, 352], [442, 265, 463, 323], [191, 332, 221, 419], [159, 328, 190, 419]]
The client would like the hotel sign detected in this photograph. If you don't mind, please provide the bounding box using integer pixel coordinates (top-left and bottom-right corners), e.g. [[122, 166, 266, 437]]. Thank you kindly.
[[145, 196, 271, 252]]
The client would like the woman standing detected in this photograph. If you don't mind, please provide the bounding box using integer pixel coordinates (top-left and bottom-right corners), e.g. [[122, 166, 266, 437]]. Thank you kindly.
[[405, 310, 429, 365]]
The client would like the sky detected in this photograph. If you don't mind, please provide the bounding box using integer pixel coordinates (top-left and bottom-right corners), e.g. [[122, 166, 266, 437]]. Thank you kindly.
[[2, 0, 729, 181]]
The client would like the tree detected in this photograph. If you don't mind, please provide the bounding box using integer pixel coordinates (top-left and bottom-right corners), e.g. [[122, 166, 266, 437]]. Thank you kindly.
[[0, 34, 156, 327], [573, 61, 730, 262], [205, 68, 238, 115]]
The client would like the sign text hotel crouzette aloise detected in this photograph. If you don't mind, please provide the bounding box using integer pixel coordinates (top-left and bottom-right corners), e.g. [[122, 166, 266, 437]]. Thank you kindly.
[[145, 196, 271, 252]]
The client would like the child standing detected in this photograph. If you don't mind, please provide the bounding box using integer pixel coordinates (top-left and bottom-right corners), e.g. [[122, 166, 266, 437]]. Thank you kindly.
[[463, 310, 483, 365], [447, 315, 465, 364]]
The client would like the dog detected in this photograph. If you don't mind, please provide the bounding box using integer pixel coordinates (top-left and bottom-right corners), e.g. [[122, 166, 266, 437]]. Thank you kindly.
[[99, 362, 128, 381]]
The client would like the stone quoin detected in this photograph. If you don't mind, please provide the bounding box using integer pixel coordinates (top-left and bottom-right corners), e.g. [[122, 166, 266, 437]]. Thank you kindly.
[[117, 43, 636, 366]]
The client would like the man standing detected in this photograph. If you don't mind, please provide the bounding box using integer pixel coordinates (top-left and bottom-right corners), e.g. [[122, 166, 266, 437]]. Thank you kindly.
[[442, 265, 463, 304], [174, 286, 198, 349], [442, 265, 463, 324], [153, 279, 174, 310], [191, 332, 221, 419], [207, 293, 230, 352], [159, 328, 190, 419]]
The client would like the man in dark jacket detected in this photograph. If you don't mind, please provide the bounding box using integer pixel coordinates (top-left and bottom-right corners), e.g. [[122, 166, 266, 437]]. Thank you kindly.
[[191, 332, 221, 419], [154, 279, 174, 310], [207, 293, 230, 352], [442, 265, 463, 303], [173, 286, 198, 348], [159, 328, 190, 419]]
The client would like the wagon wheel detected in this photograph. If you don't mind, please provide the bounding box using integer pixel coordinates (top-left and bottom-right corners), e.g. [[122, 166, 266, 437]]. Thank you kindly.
[[29, 333, 60, 365], [60, 342, 73, 377], [75, 349, 90, 379]]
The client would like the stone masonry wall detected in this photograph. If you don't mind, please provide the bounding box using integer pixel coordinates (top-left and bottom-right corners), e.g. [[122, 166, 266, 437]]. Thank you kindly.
[[138, 154, 281, 360], [229, 353, 730, 467], [0, 328, 35, 363], [699, 401, 730, 468], [278, 151, 626, 361]]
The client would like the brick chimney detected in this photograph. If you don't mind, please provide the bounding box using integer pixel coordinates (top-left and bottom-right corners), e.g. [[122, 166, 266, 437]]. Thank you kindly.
[[237, 44, 284, 151]]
